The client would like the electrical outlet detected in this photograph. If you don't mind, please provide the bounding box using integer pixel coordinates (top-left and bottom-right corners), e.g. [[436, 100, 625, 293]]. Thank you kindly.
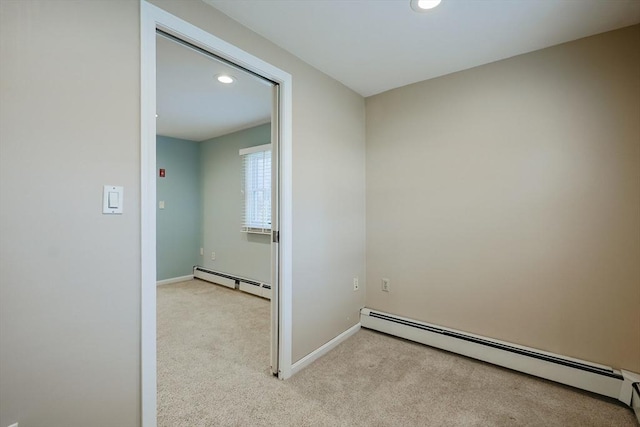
[[200, 248, 204, 256], [382, 278, 390, 292], [353, 277, 359, 291], [211, 252, 216, 260]]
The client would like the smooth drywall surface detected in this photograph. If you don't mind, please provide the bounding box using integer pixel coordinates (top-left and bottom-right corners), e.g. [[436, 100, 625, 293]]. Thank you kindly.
[[0, 1, 140, 426], [0, 0, 365, 423], [157, 136, 202, 281], [289, 68, 367, 362], [201, 124, 271, 283], [366, 25, 640, 372], [150, 0, 367, 363]]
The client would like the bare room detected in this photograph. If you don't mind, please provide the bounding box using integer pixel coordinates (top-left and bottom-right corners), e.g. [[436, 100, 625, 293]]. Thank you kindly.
[[1, 1, 638, 426]]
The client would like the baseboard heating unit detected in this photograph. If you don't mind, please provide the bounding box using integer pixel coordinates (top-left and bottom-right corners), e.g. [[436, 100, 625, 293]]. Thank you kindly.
[[193, 266, 271, 299], [360, 308, 639, 409], [632, 383, 640, 423]]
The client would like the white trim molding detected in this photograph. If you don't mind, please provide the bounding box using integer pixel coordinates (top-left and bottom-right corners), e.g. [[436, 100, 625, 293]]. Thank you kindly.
[[239, 143, 271, 156], [291, 323, 361, 376], [140, 4, 158, 427], [141, 1, 294, 425], [156, 275, 194, 286], [361, 308, 635, 404]]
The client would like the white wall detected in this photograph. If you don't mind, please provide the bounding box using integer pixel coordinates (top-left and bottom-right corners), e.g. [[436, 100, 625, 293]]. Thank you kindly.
[[365, 25, 640, 372], [0, 1, 366, 425]]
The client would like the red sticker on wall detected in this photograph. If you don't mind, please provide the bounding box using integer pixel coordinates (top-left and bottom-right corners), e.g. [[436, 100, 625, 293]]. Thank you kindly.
[[159, 169, 165, 178]]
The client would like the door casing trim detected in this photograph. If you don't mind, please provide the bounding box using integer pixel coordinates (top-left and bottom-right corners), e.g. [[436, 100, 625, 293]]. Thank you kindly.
[[140, 2, 293, 426]]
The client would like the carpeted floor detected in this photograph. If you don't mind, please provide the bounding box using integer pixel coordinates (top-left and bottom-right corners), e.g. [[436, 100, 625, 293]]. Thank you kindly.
[[157, 279, 637, 426]]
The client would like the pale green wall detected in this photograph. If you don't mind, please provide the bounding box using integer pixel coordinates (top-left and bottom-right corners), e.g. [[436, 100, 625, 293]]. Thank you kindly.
[[156, 126, 271, 283], [201, 123, 271, 283], [156, 135, 202, 281]]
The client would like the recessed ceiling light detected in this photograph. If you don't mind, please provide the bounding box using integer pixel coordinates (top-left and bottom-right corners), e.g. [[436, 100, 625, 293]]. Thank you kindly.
[[410, 0, 442, 12], [216, 74, 235, 84]]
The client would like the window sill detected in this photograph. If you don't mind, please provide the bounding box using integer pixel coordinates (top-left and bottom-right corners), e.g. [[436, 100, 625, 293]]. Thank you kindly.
[[241, 226, 271, 235]]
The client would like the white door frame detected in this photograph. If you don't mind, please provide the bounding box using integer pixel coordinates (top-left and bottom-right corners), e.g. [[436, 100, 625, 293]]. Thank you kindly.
[[140, 2, 293, 426]]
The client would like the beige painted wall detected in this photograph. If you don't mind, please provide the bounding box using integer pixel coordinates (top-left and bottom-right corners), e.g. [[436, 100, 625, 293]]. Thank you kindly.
[[365, 25, 640, 372], [0, 1, 141, 426], [0, 0, 365, 425]]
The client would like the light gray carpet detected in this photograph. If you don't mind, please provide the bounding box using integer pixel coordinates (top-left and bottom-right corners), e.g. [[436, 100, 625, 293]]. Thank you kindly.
[[157, 279, 637, 426]]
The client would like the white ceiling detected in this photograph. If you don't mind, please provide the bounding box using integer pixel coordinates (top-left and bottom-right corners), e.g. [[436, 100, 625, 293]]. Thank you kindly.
[[204, 0, 640, 97], [156, 34, 272, 142]]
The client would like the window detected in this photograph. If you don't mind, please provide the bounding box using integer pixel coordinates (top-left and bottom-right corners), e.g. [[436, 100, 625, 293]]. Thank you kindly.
[[240, 144, 271, 234]]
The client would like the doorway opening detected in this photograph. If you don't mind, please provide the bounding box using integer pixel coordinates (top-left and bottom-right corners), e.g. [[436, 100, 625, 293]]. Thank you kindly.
[[141, 3, 293, 426], [155, 30, 275, 417]]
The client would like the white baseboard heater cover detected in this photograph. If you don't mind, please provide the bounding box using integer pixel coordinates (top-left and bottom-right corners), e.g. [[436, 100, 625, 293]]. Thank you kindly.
[[239, 279, 272, 299], [361, 308, 636, 406], [193, 266, 236, 289], [632, 383, 640, 423], [193, 266, 271, 299]]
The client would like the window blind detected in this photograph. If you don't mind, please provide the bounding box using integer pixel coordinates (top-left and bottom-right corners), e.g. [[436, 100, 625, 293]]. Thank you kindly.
[[240, 144, 271, 234]]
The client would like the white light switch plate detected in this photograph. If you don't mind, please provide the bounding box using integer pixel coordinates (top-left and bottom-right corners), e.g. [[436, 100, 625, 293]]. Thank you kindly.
[[103, 185, 123, 214]]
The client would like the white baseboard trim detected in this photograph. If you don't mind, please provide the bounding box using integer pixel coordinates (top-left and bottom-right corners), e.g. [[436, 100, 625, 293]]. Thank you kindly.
[[291, 323, 361, 376], [361, 308, 632, 404], [156, 274, 194, 286]]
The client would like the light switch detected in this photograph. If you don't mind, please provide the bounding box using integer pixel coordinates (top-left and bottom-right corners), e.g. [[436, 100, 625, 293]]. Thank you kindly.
[[108, 191, 119, 208], [103, 185, 123, 214]]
